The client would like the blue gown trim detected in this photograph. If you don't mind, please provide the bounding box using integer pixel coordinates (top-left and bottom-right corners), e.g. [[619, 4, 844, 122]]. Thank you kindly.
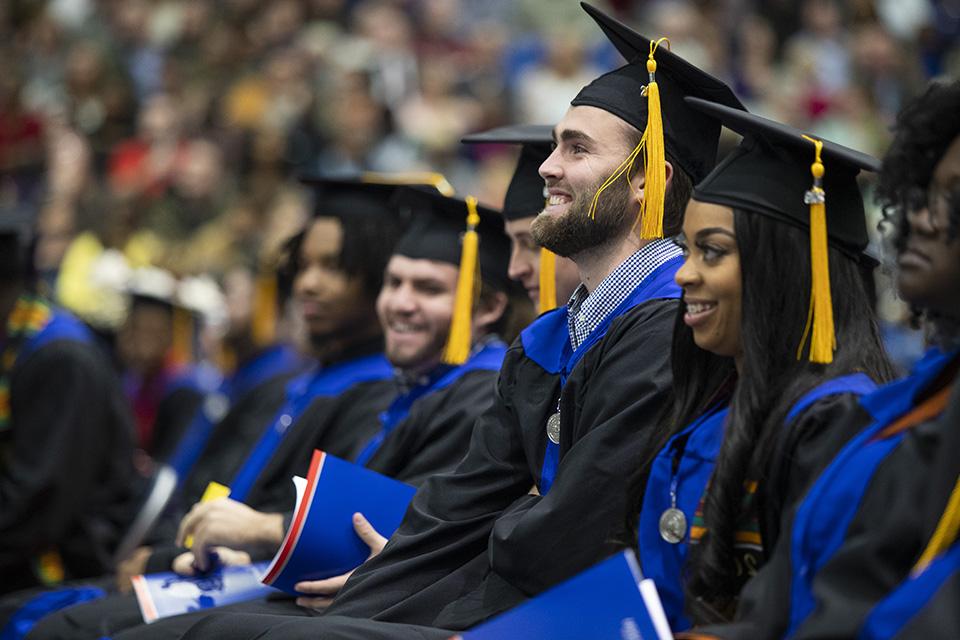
[[354, 340, 507, 466], [228, 352, 394, 503], [640, 373, 876, 631], [787, 348, 959, 637], [522, 255, 683, 495]]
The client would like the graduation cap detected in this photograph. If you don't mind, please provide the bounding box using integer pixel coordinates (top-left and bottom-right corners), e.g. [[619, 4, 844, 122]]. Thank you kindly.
[[301, 172, 454, 222], [573, 2, 745, 238], [684, 96, 880, 365], [391, 186, 511, 365], [461, 124, 562, 311]]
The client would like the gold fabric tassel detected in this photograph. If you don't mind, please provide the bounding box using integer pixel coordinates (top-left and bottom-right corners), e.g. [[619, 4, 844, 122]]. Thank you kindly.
[[913, 475, 960, 576], [639, 37, 669, 240], [538, 247, 558, 312], [797, 136, 835, 364], [442, 196, 481, 365], [252, 270, 278, 347]]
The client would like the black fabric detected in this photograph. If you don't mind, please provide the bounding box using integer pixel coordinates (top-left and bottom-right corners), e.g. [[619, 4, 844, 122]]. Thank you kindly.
[[391, 188, 511, 290], [697, 403, 944, 640], [571, 3, 745, 183], [316, 298, 678, 632], [365, 368, 499, 487], [149, 386, 205, 462], [181, 613, 452, 640], [685, 97, 878, 254], [0, 339, 143, 595], [461, 125, 553, 221]]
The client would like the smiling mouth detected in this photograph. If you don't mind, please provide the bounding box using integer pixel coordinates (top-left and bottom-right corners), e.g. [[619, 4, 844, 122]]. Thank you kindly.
[[388, 322, 425, 335], [683, 301, 717, 327]]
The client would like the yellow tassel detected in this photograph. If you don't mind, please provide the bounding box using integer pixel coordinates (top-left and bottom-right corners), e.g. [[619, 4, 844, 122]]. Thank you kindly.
[[171, 307, 194, 366], [587, 138, 644, 221], [639, 38, 670, 240], [442, 196, 481, 365], [252, 270, 278, 347], [538, 247, 558, 312], [796, 136, 835, 364], [913, 475, 960, 576]]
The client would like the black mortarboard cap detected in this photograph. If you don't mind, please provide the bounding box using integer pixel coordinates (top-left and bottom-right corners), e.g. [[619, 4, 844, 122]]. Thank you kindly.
[[685, 97, 881, 365], [685, 97, 877, 253], [391, 186, 511, 291], [462, 125, 553, 220], [572, 2, 745, 183], [300, 173, 454, 223]]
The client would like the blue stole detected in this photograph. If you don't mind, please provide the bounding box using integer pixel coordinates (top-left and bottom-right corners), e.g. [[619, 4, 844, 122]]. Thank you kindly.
[[786, 348, 959, 637], [354, 340, 507, 466], [20, 309, 93, 360], [521, 256, 683, 495], [858, 542, 960, 640], [166, 345, 304, 481], [227, 352, 393, 503], [640, 373, 877, 631]]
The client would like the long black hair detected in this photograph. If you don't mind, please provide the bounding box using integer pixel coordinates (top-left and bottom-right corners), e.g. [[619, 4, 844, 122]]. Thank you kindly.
[[682, 209, 896, 616]]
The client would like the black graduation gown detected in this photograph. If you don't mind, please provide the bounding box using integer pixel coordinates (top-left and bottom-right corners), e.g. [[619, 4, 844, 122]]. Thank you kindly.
[[692, 355, 957, 640], [25, 357, 397, 640], [105, 298, 678, 640], [149, 384, 205, 463], [321, 298, 680, 630], [1, 338, 141, 595], [143, 374, 293, 573], [364, 367, 499, 487]]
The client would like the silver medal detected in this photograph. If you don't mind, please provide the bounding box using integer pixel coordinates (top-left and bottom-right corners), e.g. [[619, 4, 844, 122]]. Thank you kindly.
[[658, 507, 688, 544], [545, 412, 561, 444]]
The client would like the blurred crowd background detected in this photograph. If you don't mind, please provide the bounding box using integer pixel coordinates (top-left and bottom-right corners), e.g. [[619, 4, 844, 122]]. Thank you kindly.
[[2, 0, 958, 366]]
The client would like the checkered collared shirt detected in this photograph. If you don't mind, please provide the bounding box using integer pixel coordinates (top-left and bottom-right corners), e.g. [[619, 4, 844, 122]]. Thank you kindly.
[[566, 238, 682, 351]]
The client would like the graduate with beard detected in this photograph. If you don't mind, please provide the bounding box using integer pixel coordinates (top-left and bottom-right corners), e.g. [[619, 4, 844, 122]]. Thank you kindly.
[[461, 125, 581, 313], [172, 5, 746, 639], [681, 80, 960, 640], [0, 215, 142, 595]]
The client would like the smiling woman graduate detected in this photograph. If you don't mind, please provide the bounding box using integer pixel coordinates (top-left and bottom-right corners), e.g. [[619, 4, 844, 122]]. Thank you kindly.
[[630, 99, 896, 631], [683, 79, 960, 640]]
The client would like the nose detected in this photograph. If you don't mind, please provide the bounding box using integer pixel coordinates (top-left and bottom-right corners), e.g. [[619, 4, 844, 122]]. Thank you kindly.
[[539, 145, 562, 182], [906, 205, 937, 238], [508, 247, 533, 283], [386, 282, 418, 315], [674, 254, 701, 290], [293, 264, 323, 299]]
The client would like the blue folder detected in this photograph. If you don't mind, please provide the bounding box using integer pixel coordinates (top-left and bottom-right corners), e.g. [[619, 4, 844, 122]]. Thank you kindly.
[[261, 449, 417, 594], [455, 550, 672, 640]]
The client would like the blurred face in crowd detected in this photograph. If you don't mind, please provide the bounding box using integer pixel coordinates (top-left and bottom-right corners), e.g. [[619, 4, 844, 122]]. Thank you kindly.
[[293, 217, 374, 349], [897, 134, 960, 320], [376, 255, 458, 375], [505, 216, 581, 309], [534, 106, 648, 259], [117, 301, 174, 375], [674, 199, 743, 359]]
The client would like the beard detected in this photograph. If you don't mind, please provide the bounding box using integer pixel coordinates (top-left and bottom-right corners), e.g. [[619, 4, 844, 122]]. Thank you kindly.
[[530, 175, 637, 258]]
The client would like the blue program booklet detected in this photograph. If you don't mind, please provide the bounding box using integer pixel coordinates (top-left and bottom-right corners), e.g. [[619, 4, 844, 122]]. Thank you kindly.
[[261, 449, 417, 594], [454, 550, 673, 640], [132, 562, 273, 623]]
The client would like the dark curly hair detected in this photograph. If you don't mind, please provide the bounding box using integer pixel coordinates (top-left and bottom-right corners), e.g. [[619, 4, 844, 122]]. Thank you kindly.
[[877, 80, 960, 252]]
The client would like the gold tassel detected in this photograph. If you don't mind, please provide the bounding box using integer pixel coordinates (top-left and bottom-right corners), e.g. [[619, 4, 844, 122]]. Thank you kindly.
[[796, 136, 835, 364], [442, 196, 481, 365], [171, 306, 194, 366], [638, 37, 670, 240], [252, 270, 278, 347], [538, 247, 558, 312], [913, 475, 960, 575]]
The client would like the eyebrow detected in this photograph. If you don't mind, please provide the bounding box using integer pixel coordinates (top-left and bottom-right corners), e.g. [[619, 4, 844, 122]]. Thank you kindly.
[[695, 227, 736, 241], [553, 128, 596, 146]]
